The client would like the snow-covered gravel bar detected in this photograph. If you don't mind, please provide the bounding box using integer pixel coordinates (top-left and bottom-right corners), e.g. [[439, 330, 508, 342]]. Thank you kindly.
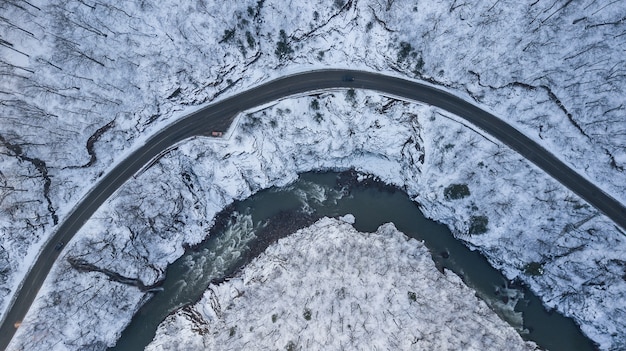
[[146, 217, 538, 351]]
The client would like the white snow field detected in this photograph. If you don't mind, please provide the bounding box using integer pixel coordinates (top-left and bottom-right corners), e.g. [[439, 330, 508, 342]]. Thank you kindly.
[[1, 0, 625, 350], [146, 217, 539, 351]]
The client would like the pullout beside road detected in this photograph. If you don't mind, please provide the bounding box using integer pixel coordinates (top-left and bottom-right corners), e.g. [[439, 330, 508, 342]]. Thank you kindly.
[[1, 69, 625, 350]]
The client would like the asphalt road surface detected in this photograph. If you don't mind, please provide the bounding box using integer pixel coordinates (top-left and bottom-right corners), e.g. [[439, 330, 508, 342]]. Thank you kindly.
[[1, 69, 625, 350]]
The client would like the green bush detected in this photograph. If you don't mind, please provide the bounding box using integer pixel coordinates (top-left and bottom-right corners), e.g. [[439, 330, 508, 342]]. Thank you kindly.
[[346, 88, 356, 105], [310, 99, 320, 110], [275, 30, 294, 60], [286, 341, 297, 351], [469, 215, 489, 235], [314, 112, 324, 123], [221, 28, 235, 43], [444, 184, 470, 200], [398, 41, 413, 62], [245, 31, 255, 48], [397, 41, 425, 75], [303, 308, 312, 321], [415, 56, 425, 72], [524, 262, 544, 276]]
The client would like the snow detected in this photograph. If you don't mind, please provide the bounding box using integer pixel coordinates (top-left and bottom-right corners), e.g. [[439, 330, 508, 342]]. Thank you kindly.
[[9, 88, 626, 350], [2, 0, 626, 350], [339, 214, 355, 224], [146, 217, 538, 351]]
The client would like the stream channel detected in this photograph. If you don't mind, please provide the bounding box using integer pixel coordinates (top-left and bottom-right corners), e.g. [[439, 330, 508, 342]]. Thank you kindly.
[[110, 171, 596, 350]]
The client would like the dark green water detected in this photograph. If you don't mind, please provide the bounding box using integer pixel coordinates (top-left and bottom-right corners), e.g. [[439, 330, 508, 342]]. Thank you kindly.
[[110, 171, 596, 351]]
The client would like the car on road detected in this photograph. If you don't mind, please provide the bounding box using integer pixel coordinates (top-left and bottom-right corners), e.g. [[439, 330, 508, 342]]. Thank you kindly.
[[54, 242, 64, 251], [342, 75, 355, 82], [211, 131, 223, 137]]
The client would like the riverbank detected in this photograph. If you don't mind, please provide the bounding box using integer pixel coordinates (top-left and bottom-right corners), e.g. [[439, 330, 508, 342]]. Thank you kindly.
[[112, 171, 595, 351]]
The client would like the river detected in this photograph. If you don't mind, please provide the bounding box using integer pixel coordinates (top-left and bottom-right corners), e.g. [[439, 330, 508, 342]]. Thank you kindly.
[[110, 171, 596, 350]]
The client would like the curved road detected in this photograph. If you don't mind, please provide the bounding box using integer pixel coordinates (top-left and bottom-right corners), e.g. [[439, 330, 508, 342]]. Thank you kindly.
[[2, 69, 625, 349]]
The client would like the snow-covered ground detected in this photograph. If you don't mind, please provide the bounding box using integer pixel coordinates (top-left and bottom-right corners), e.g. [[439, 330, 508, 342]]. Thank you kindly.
[[146, 217, 538, 351], [2, 0, 626, 350], [9, 87, 626, 350]]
